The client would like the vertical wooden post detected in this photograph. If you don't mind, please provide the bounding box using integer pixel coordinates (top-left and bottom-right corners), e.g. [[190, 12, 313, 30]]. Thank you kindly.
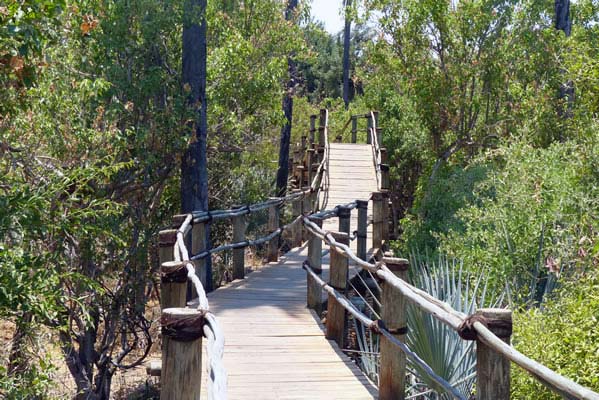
[[318, 109, 326, 147], [372, 192, 384, 250], [366, 114, 372, 145], [291, 191, 303, 248], [373, 110, 382, 145], [301, 135, 307, 153], [307, 217, 323, 314], [338, 205, 351, 236], [380, 147, 388, 164], [380, 164, 390, 192], [301, 186, 311, 241], [379, 257, 409, 400], [232, 207, 246, 280], [382, 191, 390, 244], [309, 114, 317, 144], [267, 200, 280, 262], [356, 200, 368, 261], [159, 230, 186, 309], [351, 116, 358, 143], [306, 148, 315, 185], [191, 221, 207, 290], [476, 308, 512, 400], [327, 232, 349, 347], [161, 308, 203, 400]]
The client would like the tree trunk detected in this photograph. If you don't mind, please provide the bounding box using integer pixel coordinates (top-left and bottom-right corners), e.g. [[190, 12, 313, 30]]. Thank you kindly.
[[342, 0, 352, 109], [275, 0, 298, 197], [181, 0, 212, 290], [555, 0, 574, 131]]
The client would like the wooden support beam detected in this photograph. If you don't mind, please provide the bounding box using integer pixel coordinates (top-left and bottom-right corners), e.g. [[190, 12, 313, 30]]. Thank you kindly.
[[232, 207, 246, 280], [380, 163, 390, 191], [307, 217, 323, 314], [356, 200, 368, 261], [366, 114, 372, 145], [476, 308, 512, 400], [382, 191, 390, 244], [318, 109, 326, 146], [337, 205, 351, 236], [301, 186, 311, 242], [267, 200, 280, 262], [159, 230, 184, 309], [351, 116, 358, 143], [160, 261, 187, 309], [380, 147, 388, 164], [372, 192, 385, 250], [291, 191, 303, 248], [309, 114, 317, 144], [379, 257, 409, 400], [161, 308, 203, 400], [326, 232, 349, 347]]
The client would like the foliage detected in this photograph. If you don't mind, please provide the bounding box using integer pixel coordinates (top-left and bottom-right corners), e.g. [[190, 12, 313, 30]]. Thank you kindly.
[[406, 253, 503, 398], [437, 140, 599, 301], [511, 268, 599, 398]]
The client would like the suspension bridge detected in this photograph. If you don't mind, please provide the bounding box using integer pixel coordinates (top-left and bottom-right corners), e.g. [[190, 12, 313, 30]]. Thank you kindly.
[[149, 110, 599, 400]]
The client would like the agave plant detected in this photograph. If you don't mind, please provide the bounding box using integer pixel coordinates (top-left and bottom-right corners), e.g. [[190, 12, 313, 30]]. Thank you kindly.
[[405, 252, 504, 399]]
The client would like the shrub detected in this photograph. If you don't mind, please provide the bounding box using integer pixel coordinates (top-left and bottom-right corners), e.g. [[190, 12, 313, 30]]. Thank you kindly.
[[511, 268, 599, 398]]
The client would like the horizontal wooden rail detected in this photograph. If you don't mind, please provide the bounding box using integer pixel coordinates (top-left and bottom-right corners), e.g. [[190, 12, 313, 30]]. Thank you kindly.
[[301, 206, 599, 400]]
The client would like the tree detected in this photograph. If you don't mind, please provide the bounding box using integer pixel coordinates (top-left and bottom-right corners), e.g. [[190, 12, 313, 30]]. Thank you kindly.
[[342, 0, 352, 109], [555, 0, 574, 127], [275, 0, 299, 197], [181, 0, 212, 290]]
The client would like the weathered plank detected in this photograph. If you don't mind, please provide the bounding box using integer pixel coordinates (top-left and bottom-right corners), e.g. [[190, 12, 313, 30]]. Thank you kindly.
[[199, 245, 377, 400]]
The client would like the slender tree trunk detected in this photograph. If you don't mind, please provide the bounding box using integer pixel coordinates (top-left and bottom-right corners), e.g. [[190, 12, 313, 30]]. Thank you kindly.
[[342, 0, 352, 109], [275, 0, 298, 197], [181, 0, 212, 290], [555, 0, 574, 132]]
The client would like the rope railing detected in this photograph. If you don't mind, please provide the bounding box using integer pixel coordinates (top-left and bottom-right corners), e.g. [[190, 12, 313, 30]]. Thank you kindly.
[[301, 210, 599, 400], [302, 261, 466, 400], [368, 111, 382, 191]]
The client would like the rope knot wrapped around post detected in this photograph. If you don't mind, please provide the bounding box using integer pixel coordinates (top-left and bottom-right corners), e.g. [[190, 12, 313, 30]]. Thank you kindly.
[[370, 319, 408, 335], [457, 313, 513, 341], [161, 261, 189, 283], [161, 309, 206, 342]]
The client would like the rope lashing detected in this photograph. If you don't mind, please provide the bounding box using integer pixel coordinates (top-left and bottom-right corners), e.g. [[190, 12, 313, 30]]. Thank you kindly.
[[457, 314, 513, 341], [161, 262, 189, 283], [370, 319, 408, 335], [161, 313, 205, 342]]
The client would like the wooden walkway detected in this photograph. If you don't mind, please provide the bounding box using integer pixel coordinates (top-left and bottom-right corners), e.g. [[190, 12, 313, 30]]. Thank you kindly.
[[200, 243, 378, 399], [323, 143, 377, 252]]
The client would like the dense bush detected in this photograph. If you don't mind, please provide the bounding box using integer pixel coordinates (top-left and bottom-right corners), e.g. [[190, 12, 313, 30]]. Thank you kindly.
[[511, 268, 599, 398]]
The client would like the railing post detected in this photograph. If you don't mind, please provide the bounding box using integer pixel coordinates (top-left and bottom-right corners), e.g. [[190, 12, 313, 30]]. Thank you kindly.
[[232, 207, 246, 280], [382, 191, 390, 244], [307, 217, 323, 314], [318, 109, 326, 147], [192, 221, 207, 289], [476, 308, 512, 400], [373, 110, 382, 145], [326, 232, 349, 347], [351, 115, 358, 143], [366, 113, 372, 145], [307, 148, 315, 184], [267, 200, 280, 263], [372, 191, 385, 250], [380, 147, 388, 164], [301, 186, 311, 241], [356, 200, 368, 261], [291, 191, 303, 248], [380, 164, 390, 192], [161, 307, 203, 400], [309, 114, 317, 144], [159, 230, 186, 308], [379, 257, 409, 400], [296, 165, 306, 188], [338, 205, 351, 236]]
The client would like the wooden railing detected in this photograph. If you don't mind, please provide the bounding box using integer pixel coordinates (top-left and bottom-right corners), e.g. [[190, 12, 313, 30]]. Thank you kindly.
[[301, 192, 599, 400], [150, 109, 599, 400]]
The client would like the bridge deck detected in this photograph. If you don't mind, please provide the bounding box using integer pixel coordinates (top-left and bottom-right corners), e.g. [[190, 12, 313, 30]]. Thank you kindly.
[[323, 143, 378, 252], [200, 243, 378, 399]]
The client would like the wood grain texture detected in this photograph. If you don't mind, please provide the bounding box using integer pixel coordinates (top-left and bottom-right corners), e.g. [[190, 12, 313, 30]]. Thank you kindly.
[[199, 245, 377, 399]]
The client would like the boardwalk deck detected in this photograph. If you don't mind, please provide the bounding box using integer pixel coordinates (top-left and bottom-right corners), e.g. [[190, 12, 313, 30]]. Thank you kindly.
[[200, 243, 378, 400], [322, 143, 378, 253]]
